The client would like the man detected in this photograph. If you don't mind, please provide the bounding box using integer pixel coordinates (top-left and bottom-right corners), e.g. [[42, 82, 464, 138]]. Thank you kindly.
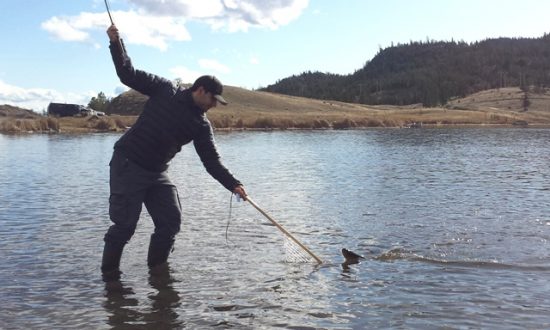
[[101, 24, 247, 280]]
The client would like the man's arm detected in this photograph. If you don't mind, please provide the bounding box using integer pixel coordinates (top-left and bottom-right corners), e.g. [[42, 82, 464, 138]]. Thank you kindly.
[[106, 24, 171, 97], [193, 124, 246, 199]]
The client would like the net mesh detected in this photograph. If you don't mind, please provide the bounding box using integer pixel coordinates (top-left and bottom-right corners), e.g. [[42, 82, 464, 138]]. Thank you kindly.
[[282, 234, 316, 263], [226, 195, 320, 264]]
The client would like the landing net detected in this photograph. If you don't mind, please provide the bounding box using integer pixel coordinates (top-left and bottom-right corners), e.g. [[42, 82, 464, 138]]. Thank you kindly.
[[282, 233, 315, 263]]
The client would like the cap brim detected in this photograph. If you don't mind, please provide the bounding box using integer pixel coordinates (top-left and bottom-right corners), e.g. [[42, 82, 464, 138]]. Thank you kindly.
[[214, 94, 228, 105]]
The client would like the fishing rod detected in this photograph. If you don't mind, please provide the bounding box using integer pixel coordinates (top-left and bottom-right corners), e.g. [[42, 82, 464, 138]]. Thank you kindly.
[[104, 0, 115, 25], [103, 0, 126, 53]]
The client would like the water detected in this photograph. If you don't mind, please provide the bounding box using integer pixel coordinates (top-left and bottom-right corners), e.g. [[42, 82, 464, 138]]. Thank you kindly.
[[1, 128, 549, 329]]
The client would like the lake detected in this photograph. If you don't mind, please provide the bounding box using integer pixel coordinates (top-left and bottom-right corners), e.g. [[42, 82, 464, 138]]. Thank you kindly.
[[1, 128, 549, 329]]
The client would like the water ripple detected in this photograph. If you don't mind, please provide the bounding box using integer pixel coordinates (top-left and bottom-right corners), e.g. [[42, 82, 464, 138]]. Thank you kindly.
[[2, 129, 550, 328]]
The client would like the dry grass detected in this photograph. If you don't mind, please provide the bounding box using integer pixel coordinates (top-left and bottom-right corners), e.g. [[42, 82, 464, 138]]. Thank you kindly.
[[0, 115, 136, 133], [2, 86, 550, 134], [0, 117, 59, 133], [205, 86, 550, 129], [57, 115, 135, 133]]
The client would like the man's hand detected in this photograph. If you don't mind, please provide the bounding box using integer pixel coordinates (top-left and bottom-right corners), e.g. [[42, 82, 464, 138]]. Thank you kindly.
[[233, 185, 247, 201], [106, 24, 120, 43]]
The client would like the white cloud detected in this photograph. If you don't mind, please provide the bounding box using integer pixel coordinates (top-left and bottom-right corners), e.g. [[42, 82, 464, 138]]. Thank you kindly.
[[214, 0, 310, 32], [114, 85, 129, 95], [41, 17, 90, 42], [0, 80, 95, 112], [41, 10, 191, 51], [198, 59, 231, 74], [129, 0, 225, 17], [249, 56, 259, 65], [169, 66, 203, 84], [169, 59, 230, 84], [115, 11, 191, 50], [41, 0, 308, 49]]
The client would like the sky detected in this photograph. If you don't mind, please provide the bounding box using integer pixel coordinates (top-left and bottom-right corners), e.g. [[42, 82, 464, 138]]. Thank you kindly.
[[1, 0, 550, 112]]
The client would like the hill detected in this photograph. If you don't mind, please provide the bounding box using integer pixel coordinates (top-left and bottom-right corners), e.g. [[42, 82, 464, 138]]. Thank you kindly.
[[106, 85, 550, 129], [2, 85, 550, 134], [262, 35, 550, 107], [0, 105, 40, 118]]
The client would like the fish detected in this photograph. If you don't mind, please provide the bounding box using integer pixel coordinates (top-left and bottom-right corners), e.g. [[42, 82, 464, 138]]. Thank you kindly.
[[341, 248, 365, 265]]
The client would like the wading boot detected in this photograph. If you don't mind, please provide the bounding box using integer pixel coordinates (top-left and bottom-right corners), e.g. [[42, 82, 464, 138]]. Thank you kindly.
[[101, 241, 124, 282], [147, 234, 175, 269]]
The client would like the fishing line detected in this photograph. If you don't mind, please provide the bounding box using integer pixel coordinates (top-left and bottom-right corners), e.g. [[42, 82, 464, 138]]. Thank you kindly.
[[225, 192, 235, 244]]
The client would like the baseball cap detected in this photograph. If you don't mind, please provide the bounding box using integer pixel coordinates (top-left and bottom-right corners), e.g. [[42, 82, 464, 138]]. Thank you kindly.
[[192, 75, 228, 105]]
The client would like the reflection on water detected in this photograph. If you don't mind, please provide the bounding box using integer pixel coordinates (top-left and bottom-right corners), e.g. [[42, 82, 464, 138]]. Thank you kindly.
[[103, 264, 182, 329], [1, 128, 550, 329]]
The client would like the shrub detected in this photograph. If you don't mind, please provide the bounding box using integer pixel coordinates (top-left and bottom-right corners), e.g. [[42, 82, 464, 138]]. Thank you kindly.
[[293, 121, 312, 129], [41, 117, 59, 131], [0, 119, 18, 132], [93, 118, 116, 131], [364, 118, 383, 127], [252, 117, 275, 129], [113, 118, 127, 129], [312, 119, 330, 129], [332, 118, 356, 129], [381, 119, 399, 127], [278, 119, 295, 129]]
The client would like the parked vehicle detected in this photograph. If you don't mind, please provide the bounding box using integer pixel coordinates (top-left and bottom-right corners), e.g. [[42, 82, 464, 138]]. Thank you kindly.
[[47, 103, 104, 117]]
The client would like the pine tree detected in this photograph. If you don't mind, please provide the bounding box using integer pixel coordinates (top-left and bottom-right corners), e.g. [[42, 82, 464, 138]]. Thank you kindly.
[[88, 92, 110, 113]]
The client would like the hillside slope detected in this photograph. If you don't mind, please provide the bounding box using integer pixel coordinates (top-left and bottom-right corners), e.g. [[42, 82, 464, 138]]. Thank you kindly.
[[2, 85, 550, 134], [0, 105, 40, 118], [263, 36, 550, 107], [107, 86, 550, 128]]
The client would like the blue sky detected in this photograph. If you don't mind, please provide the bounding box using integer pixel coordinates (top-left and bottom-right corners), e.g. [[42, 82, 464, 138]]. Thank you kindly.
[[1, 0, 550, 112]]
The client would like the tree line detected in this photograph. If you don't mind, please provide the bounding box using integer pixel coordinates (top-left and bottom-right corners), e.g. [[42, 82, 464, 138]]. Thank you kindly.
[[261, 35, 550, 107]]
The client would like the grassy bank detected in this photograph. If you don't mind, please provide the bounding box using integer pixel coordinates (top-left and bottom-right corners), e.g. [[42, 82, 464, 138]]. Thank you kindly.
[[2, 86, 550, 134], [1, 107, 546, 134], [0, 115, 136, 134]]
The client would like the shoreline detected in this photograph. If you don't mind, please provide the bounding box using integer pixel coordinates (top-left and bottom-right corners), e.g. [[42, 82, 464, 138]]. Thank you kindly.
[[2, 105, 550, 135], [3, 86, 550, 134], [2, 119, 549, 135]]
